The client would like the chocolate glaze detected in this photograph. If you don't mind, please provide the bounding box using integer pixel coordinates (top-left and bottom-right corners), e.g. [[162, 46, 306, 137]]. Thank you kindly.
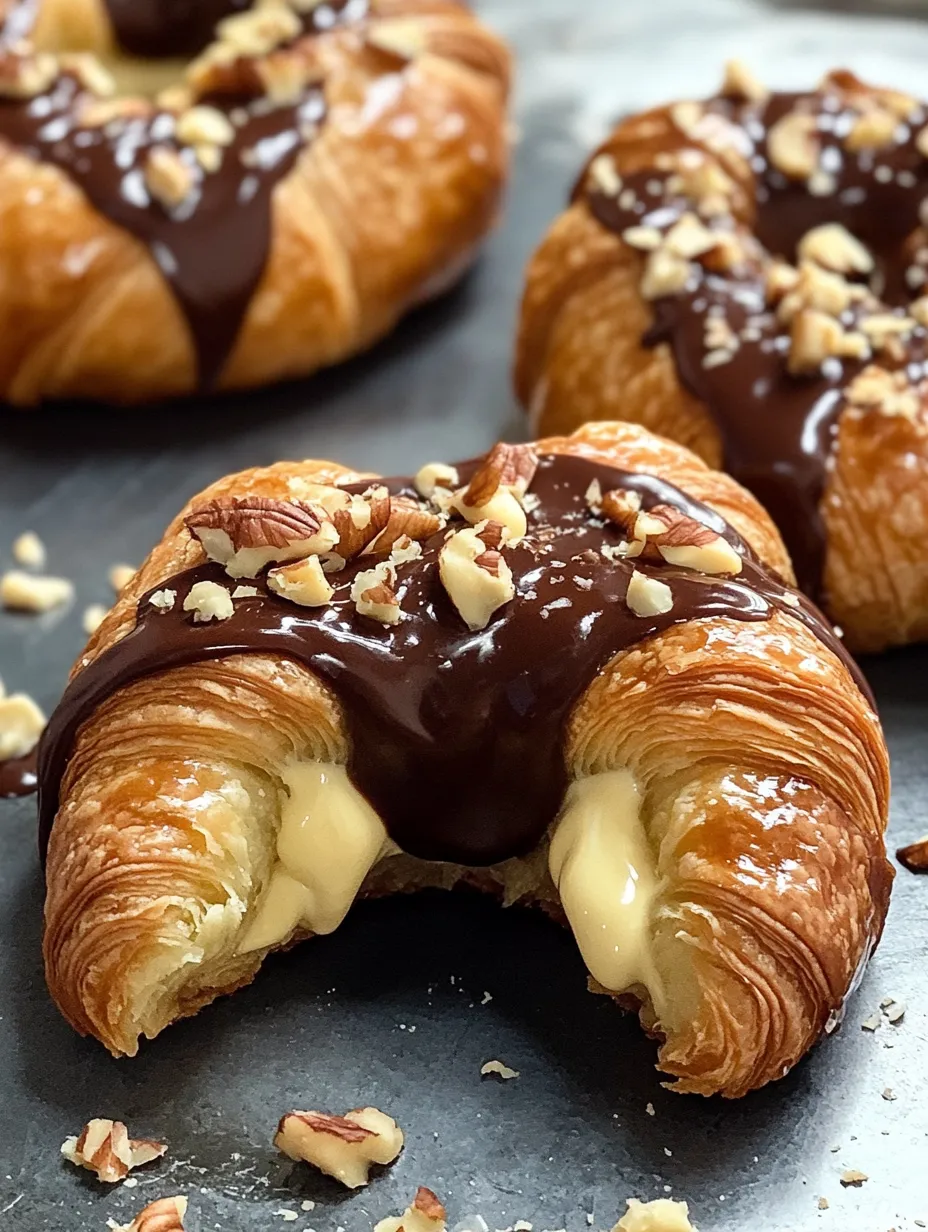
[[35, 453, 869, 867], [0, 745, 37, 798], [102, 0, 252, 59], [0, 0, 367, 387], [581, 77, 928, 596]]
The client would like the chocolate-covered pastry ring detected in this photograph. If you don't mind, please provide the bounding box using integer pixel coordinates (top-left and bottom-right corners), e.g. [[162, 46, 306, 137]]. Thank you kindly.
[[0, 0, 510, 399], [516, 64, 928, 652]]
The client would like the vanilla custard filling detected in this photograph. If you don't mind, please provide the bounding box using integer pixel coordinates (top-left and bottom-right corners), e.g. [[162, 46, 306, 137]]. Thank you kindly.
[[548, 770, 661, 1000], [237, 762, 396, 954]]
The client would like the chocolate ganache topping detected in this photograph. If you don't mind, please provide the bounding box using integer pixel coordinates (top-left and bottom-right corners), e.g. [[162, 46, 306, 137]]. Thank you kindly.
[[0, 0, 368, 388], [580, 73, 928, 596], [35, 451, 869, 867]]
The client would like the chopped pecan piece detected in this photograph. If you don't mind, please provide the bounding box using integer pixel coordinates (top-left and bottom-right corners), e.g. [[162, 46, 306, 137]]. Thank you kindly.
[[185, 497, 339, 578], [61, 1118, 166, 1184], [112, 1195, 187, 1232], [374, 1187, 447, 1232], [274, 1106, 404, 1189], [439, 524, 514, 631], [363, 497, 443, 556], [897, 835, 928, 872]]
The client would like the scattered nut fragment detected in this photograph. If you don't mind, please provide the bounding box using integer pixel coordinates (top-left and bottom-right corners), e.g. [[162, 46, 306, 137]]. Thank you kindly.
[[600, 487, 642, 533], [588, 152, 622, 197], [613, 1197, 695, 1232], [0, 570, 74, 613], [0, 50, 58, 99], [788, 309, 869, 375], [231, 584, 259, 599], [625, 569, 673, 618], [332, 486, 390, 560], [845, 107, 898, 152], [640, 247, 691, 301], [860, 1011, 881, 1032], [767, 110, 819, 180], [61, 1119, 166, 1184], [454, 443, 537, 543], [896, 834, 928, 872], [59, 51, 115, 97], [109, 563, 136, 592], [646, 506, 742, 575], [351, 561, 401, 625], [839, 1169, 868, 1187], [622, 225, 663, 252], [364, 498, 443, 557], [0, 690, 45, 761], [12, 531, 45, 569], [274, 1107, 404, 1189], [182, 580, 234, 623], [664, 212, 717, 260], [439, 524, 514, 632], [268, 555, 333, 607], [817, 1197, 829, 1211], [145, 146, 195, 210], [82, 603, 108, 635], [846, 365, 920, 419], [148, 588, 177, 612], [414, 461, 459, 501], [480, 1060, 519, 1080], [218, 2, 302, 54], [881, 996, 906, 1024], [720, 58, 768, 103], [374, 1187, 447, 1232], [390, 535, 423, 567], [111, 1195, 187, 1232], [798, 223, 873, 275], [185, 497, 339, 578], [366, 18, 429, 60], [882, 1087, 897, 1101]]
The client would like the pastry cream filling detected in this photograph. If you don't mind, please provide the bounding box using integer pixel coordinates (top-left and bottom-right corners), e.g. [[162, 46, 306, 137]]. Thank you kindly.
[[548, 770, 661, 999], [237, 763, 394, 954]]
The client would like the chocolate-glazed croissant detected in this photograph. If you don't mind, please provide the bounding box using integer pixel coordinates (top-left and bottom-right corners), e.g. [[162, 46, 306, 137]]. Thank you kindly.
[[0, 0, 509, 400], [38, 422, 891, 1097], [516, 64, 928, 652]]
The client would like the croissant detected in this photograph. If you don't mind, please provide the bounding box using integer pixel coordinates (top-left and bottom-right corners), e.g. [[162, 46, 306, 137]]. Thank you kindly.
[[516, 62, 928, 652], [37, 420, 891, 1098], [0, 0, 510, 402]]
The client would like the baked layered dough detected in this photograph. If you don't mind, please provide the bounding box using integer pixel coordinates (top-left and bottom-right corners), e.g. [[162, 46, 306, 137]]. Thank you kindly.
[[0, 0, 510, 402], [516, 66, 928, 652], [41, 421, 891, 1098]]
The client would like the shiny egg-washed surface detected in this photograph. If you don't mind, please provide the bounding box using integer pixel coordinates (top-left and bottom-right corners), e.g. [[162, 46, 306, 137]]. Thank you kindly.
[[36, 452, 865, 866], [581, 75, 928, 596], [0, 0, 367, 387]]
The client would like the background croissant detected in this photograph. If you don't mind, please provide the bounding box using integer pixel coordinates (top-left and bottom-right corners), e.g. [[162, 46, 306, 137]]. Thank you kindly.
[[0, 0, 510, 402], [42, 421, 891, 1099], [515, 70, 928, 653]]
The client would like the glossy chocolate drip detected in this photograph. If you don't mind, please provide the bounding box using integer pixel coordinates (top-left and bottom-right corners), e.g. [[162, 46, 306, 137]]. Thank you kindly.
[[0, 745, 37, 798], [0, 0, 366, 387], [582, 79, 928, 596], [36, 453, 868, 866], [102, 0, 252, 58]]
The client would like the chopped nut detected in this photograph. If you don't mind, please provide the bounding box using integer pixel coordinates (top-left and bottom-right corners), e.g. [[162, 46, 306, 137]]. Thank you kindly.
[[274, 1107, 404, 1189], [390, 536, 424, 567], [845, 107, 898, 152], [588, 152, 622, 197], [797, 223, 873, 275], [268, 555, 333, 607], [186, 497, 339, 578], [82, 603, 108, 635], [613, 1198, 695, 1232], [600, 487, 642, 533], [366, 19, 428, 60], [374, 1187, 447, 1232], [653, 516, 742, 575], [0, 50, 58, 99], [351, 561, 401, 625], [845, 365, 920, 419], [897, 834, 928, 872], [414, 461, 459, 501], [111, 1195, 187, 1232], [176, 104, 235, 149], [765, 260, 800, 303], [767, 110, 818, 179], [909, 295, 928, 327], [882, 1087, 897, 1101], [182, 580, 234, 623], [664, 212, 718, 260], [818, 1197, 829, 1210], [622, 225, 663, 252], [861, 1011, 881, 1032], [61, 1119, 166, 1184], [625, 569, 673, 617], [721, 58, 768, 102], [217, 4, 301, 55], [333, 486, 391, 560], [670, 100, 703, 139], [231, 584, 259, 598], [480, 1060, 520, 1080], [788, 309, 869, 374], [859, 313, 915, 348], [461, 442, 538, 508], [778, 261, 855, 322], [0, 570, 73, 613], [59, 51, 115, 97], [640, 247, 691, 300], [839, 1169, 868, 1187], [364, 498, 443, 556], [881, 997, 906, 1023], [257, 53, 324, 105], [0, 691, 45, 761], [585, 478, 604, 512], [145, 146, 195, 210], [148, 588, 177, 612], [109, 563, 136, 592], [12, 531, 45, 569], [439, 525, 514, 632]]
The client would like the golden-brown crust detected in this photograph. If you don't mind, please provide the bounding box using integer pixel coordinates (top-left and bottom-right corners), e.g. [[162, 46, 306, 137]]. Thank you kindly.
[[0, 0, 510, 403], [43, 422, 891, 1097], [515, 80, 928, 653]]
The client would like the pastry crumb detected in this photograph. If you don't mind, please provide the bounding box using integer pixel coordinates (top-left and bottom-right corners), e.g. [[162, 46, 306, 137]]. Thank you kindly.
[[861, 1012, 881, 1032], [613, 1197, 694, 1231], [882, 1087, 896, 1101], [881, 997, 906, 1023], [83, 603, 108, 635], [817, 1197, 829, 1210]]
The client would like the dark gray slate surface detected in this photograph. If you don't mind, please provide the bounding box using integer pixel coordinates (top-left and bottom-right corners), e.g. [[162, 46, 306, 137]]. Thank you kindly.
[[1, 2, 927, 1229]]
